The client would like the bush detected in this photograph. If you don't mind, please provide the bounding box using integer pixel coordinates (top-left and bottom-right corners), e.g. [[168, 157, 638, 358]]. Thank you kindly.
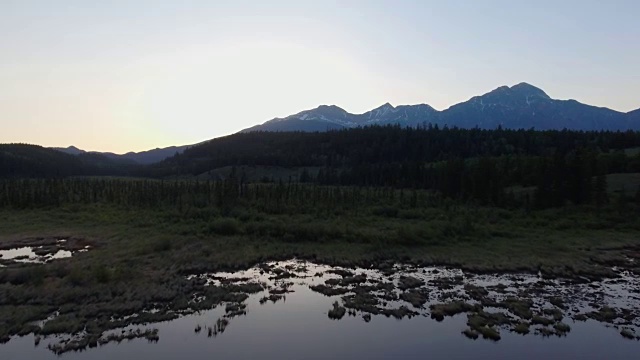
[[439, 216, 477, 238], [189, 208, 219, 221], [7, 269, 29, 285], [28, 267, 46, 286], [283, 223, 343, 243], [230, 209, 264, 222], [396, 227, 424, 247], [207, 218, 242, 236], [399, 209, 423, 219], [245, 220, 286, 237], [152, 237, 173, 252], [66, 266, 86, 286], [6, 267, 45, 286], [52, 263, 71, 278], [372, 206, 399, 218], [93, 265, 111, 284], [41, 315, 83, 335]]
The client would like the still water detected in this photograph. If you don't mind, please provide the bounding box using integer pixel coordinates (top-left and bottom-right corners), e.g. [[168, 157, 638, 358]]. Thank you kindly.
[[1, 260, 638, 360]]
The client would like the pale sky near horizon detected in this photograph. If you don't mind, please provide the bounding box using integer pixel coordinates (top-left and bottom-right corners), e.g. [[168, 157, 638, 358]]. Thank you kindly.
[[1, 0, 639, 153]]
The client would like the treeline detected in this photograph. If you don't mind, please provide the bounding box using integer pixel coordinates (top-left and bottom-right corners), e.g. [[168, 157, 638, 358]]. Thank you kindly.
[[145, 126, 640, 207], [149, 125, 640, 176], [3, 127, 640, 208], [313, 148, 638, 207], [0, 178, 438, 213], [1, 174, 638, 214]]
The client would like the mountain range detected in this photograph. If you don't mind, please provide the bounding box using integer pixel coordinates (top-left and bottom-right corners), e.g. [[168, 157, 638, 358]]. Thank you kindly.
[[53, 144, 194, 165], [243, 82, 640, 133], [51, 83, 640, 164]]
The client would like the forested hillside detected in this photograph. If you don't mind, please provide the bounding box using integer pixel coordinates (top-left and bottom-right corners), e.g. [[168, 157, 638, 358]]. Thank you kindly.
[[3, 126, 640, 209], [146, 126, 640, 207], [0, 144, 135, 177]]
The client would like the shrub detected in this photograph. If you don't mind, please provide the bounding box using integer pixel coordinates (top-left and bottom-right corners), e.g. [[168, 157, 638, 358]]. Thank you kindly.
[[396, 227, 424, 247], [372, 206, 399, 218], [245, 220, 286, 237], [28, 267, 46, 286], [153, 237, 173, 252], [7, 268, 42, 286], [399, 209, 423, 220], [52, 263, 71, 278], [112, 265, 136, 283], [41, 315, 83, 335], [66, 266, 86, 286], [207, 218, 242, 236], [288, 224, 331, 243], [93, 265, 111, 284]]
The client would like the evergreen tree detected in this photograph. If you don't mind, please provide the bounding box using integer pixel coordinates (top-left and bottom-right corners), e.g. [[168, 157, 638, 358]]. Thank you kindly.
[[594, 175, 608, 210]]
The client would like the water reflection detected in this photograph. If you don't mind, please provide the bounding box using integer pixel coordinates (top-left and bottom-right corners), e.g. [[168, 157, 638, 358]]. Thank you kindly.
[[0, 246, 73, 265], [0, 238, 91, 268], [1, 259, 639, 359]]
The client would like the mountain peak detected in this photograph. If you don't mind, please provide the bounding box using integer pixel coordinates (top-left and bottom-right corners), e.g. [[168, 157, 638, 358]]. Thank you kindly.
[[313, 104, 348, 116], [317, 104, 345, 111], [282, 104, 352, 124], [364, 102, 397, 119], [244, 83, 639, 133], [376, 102, 394, 109], [53, 146, 86, 156], [510, 82, 550, 99]]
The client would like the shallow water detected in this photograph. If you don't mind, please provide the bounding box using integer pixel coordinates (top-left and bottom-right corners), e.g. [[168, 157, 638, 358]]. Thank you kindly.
[[0, 238, 86, 267], [1, 260, 639, 359], [0, 247, 38, 261], [0, 246, 72, 265]]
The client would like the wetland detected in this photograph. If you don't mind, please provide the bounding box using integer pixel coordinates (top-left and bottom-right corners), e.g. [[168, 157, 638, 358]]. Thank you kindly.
[[1, 259, 640, 359], [1, 179, 640, 358]]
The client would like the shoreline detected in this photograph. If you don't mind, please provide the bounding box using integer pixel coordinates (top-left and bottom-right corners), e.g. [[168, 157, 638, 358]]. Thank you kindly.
[[1, 203, 639, 353]]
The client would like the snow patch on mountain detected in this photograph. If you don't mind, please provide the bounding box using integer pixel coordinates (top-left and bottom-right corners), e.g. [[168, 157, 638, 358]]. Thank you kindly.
[[244, 83, 640, 133]]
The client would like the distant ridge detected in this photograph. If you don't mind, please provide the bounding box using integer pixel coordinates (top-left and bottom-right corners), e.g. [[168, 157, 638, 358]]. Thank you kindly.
[[53, 144, 196, 165], [243, 83, 640, 132], [51, 83, 640, 163]]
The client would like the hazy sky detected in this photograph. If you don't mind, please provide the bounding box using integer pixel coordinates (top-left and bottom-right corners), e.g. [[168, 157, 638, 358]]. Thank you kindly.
[[1, 0, 639, 153]]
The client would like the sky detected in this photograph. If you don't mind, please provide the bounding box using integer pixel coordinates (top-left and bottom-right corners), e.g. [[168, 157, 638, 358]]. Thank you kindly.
[[1, 0, 639, 153]]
